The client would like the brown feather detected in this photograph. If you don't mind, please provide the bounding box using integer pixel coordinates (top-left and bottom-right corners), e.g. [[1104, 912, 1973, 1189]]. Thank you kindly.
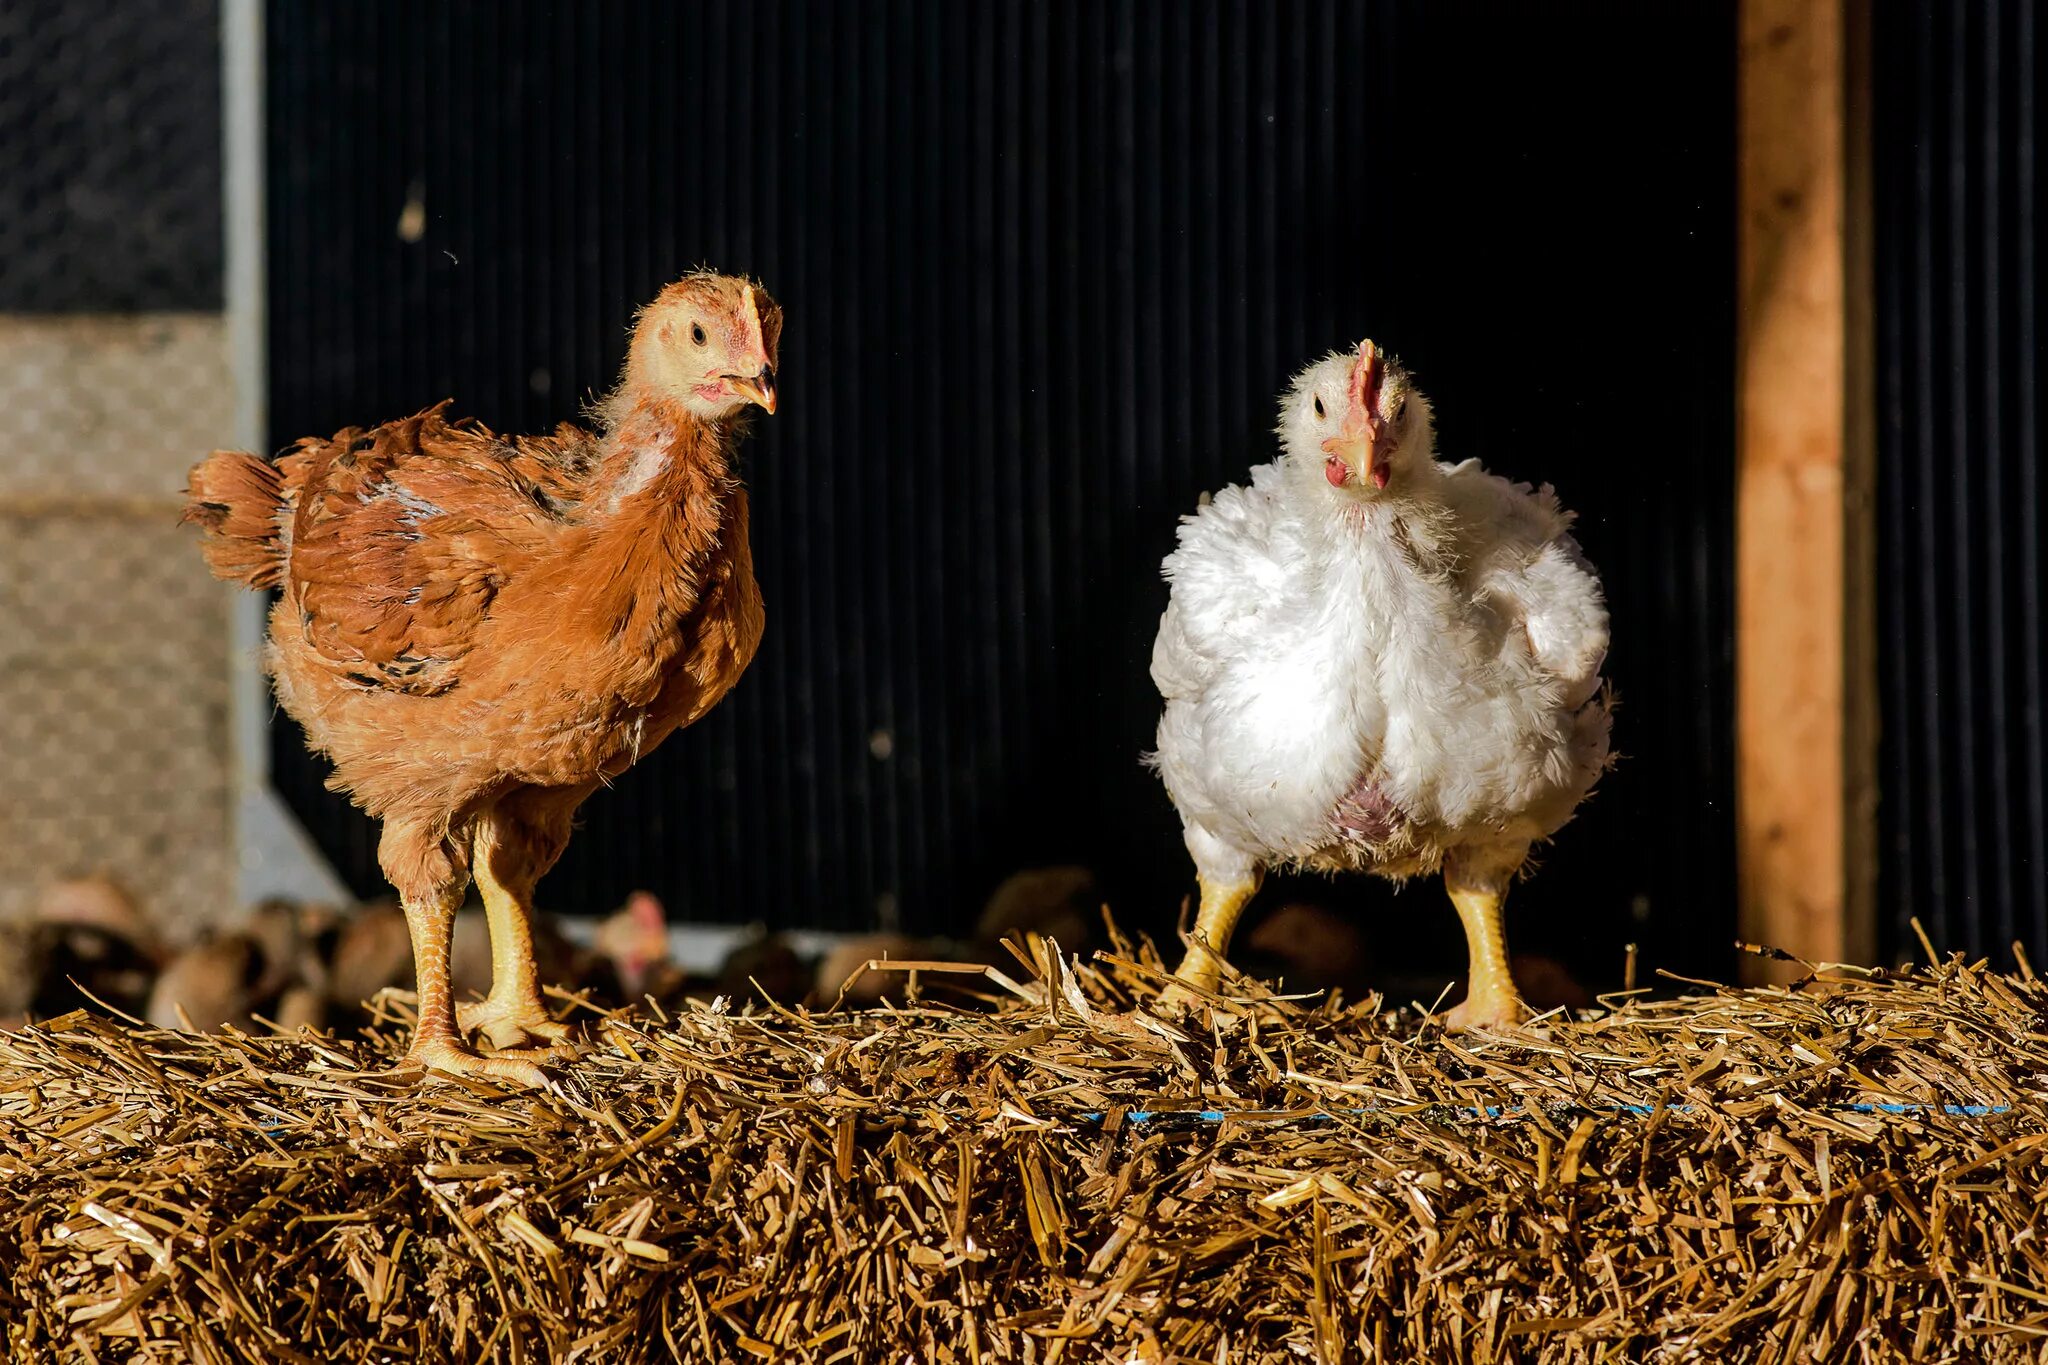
[[182, 450, 287, 588]]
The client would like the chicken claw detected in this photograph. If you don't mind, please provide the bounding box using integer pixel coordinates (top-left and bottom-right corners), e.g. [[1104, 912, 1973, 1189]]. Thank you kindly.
[[457, 996, 578, 1051], [1155, 976, 1216, 1015], [403, 1036, 552, 1090], [1159, 872, 1262, 1010]]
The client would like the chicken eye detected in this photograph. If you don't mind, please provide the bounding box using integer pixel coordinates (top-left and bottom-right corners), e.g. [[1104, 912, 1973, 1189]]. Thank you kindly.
[[690, 323, 708, 346], [1313, 395, 1326, 419]]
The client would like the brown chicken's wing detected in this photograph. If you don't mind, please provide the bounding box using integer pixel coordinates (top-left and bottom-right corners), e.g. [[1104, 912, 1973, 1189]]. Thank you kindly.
[[282, 404, 589, 696]]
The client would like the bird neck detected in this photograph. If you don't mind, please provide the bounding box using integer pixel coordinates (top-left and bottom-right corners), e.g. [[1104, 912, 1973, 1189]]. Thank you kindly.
[[592, 396, 736, 506], [1292, 449, 1459, 570], [572, 394, 747, 657]]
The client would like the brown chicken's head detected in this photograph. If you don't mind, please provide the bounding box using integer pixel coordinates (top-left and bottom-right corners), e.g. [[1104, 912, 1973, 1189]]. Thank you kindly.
[[1282, 338, 1433, 498], [627, 272, 783, 421]]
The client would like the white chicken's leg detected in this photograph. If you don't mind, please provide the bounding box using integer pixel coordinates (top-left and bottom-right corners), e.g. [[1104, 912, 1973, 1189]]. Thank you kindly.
[[1178, 873, 1263, 987], [1164, 822, 1265, 1001], [1443, 847, 1532, 1031]]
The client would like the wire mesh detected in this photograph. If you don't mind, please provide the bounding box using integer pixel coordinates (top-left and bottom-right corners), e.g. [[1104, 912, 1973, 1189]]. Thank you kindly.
[[0, 317, 236, 942], [0, 0, 221, 312], [0, 1, 232, 942]]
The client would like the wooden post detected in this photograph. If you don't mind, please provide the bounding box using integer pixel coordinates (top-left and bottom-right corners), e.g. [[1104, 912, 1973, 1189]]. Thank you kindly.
[[1736, 0, 1877, 980]]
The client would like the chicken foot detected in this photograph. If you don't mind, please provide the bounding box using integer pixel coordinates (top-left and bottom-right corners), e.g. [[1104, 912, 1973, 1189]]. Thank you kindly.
[[397, 887, 551, 1088], [1442, 851, 1532, 1031], [1162, 869, 1264, 1004], [457, 794, 585, 1052], [456, 853, 574, 1050]]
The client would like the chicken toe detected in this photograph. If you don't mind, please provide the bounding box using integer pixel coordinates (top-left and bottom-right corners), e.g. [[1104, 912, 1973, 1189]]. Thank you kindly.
[[403, 1036, 552, 1089], [458, 995, 576, 1051], [1444, 983, 1531, 1032]]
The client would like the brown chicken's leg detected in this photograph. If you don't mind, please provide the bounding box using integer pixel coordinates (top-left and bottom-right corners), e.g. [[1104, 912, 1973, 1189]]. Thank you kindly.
[[1162, 870, 1264, 1003], [399, 886, 550, 1088], [456, 789, 587, 1051], [1443, 851, 1532, 1031]]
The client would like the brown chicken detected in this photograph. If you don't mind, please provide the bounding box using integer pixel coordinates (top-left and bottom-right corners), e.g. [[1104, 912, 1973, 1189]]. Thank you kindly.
[[184, 272, 780, 1085]]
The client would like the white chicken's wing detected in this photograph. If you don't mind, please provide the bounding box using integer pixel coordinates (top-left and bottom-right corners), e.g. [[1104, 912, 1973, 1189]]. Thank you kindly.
[[1153, 465, 1301, 690], [1446, 465, 1609, 709]]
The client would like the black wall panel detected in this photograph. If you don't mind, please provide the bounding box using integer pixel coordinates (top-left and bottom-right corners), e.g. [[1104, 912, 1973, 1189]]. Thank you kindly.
[[1874, 1, 2047, 963], [265, 2, 1736, 987]]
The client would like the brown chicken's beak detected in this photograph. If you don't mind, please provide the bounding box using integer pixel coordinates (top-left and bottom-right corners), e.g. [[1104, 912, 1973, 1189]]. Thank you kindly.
[[728, 367, 777, 415]]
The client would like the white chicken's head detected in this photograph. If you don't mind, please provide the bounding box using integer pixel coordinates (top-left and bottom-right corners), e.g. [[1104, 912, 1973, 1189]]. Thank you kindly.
[[626, 272, 782, 421], [1280, 339, 1433, 498]]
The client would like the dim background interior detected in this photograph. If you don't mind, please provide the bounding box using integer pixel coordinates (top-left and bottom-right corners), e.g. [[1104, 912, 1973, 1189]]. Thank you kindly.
[[0, 1, 2038, 999], [266, 1, 1735, 995]]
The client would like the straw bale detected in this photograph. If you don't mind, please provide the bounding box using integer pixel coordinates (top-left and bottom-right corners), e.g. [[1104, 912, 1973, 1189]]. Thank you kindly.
[[3, 934, 2045, 1362]]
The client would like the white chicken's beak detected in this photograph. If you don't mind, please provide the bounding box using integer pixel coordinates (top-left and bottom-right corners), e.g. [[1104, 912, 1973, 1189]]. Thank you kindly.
[[1362, 429, 1390, 489], [1321, 433, 1365, 487]]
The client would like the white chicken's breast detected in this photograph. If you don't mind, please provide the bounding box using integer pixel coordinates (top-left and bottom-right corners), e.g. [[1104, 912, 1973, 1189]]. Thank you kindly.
[[1151, 340, 1611, 1026]]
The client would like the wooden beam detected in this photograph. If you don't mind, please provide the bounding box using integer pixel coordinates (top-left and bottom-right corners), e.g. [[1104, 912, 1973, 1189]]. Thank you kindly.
[[1736, 0, 1877, 980]]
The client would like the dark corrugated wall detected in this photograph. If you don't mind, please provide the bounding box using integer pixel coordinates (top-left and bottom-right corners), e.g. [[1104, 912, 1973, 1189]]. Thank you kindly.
[[265, 2, 1736, 987], [1874, 1, 2047, 963]]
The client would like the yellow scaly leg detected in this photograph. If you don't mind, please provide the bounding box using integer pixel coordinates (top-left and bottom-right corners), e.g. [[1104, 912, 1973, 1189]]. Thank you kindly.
[[400, 887, 549, 1087], [456, 825, 576, 1052], [1162, 872, 1262, 1003], [1443, 872, 1531, 1031]]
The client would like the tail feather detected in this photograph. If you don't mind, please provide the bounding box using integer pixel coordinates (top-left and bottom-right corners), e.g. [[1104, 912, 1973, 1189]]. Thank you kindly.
[[183, 450, 287, 588]]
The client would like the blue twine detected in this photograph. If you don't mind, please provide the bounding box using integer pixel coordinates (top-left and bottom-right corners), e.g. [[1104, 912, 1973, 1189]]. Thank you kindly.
[[1075, 1101, 2010, 1128]]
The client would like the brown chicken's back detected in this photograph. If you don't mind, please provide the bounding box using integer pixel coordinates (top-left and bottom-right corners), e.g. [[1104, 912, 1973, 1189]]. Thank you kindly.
[[192, 398, 762, 820]]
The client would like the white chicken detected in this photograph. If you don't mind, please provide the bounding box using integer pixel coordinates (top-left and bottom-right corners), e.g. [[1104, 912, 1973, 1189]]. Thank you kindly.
[[1149, 339, 1611, 1027]]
